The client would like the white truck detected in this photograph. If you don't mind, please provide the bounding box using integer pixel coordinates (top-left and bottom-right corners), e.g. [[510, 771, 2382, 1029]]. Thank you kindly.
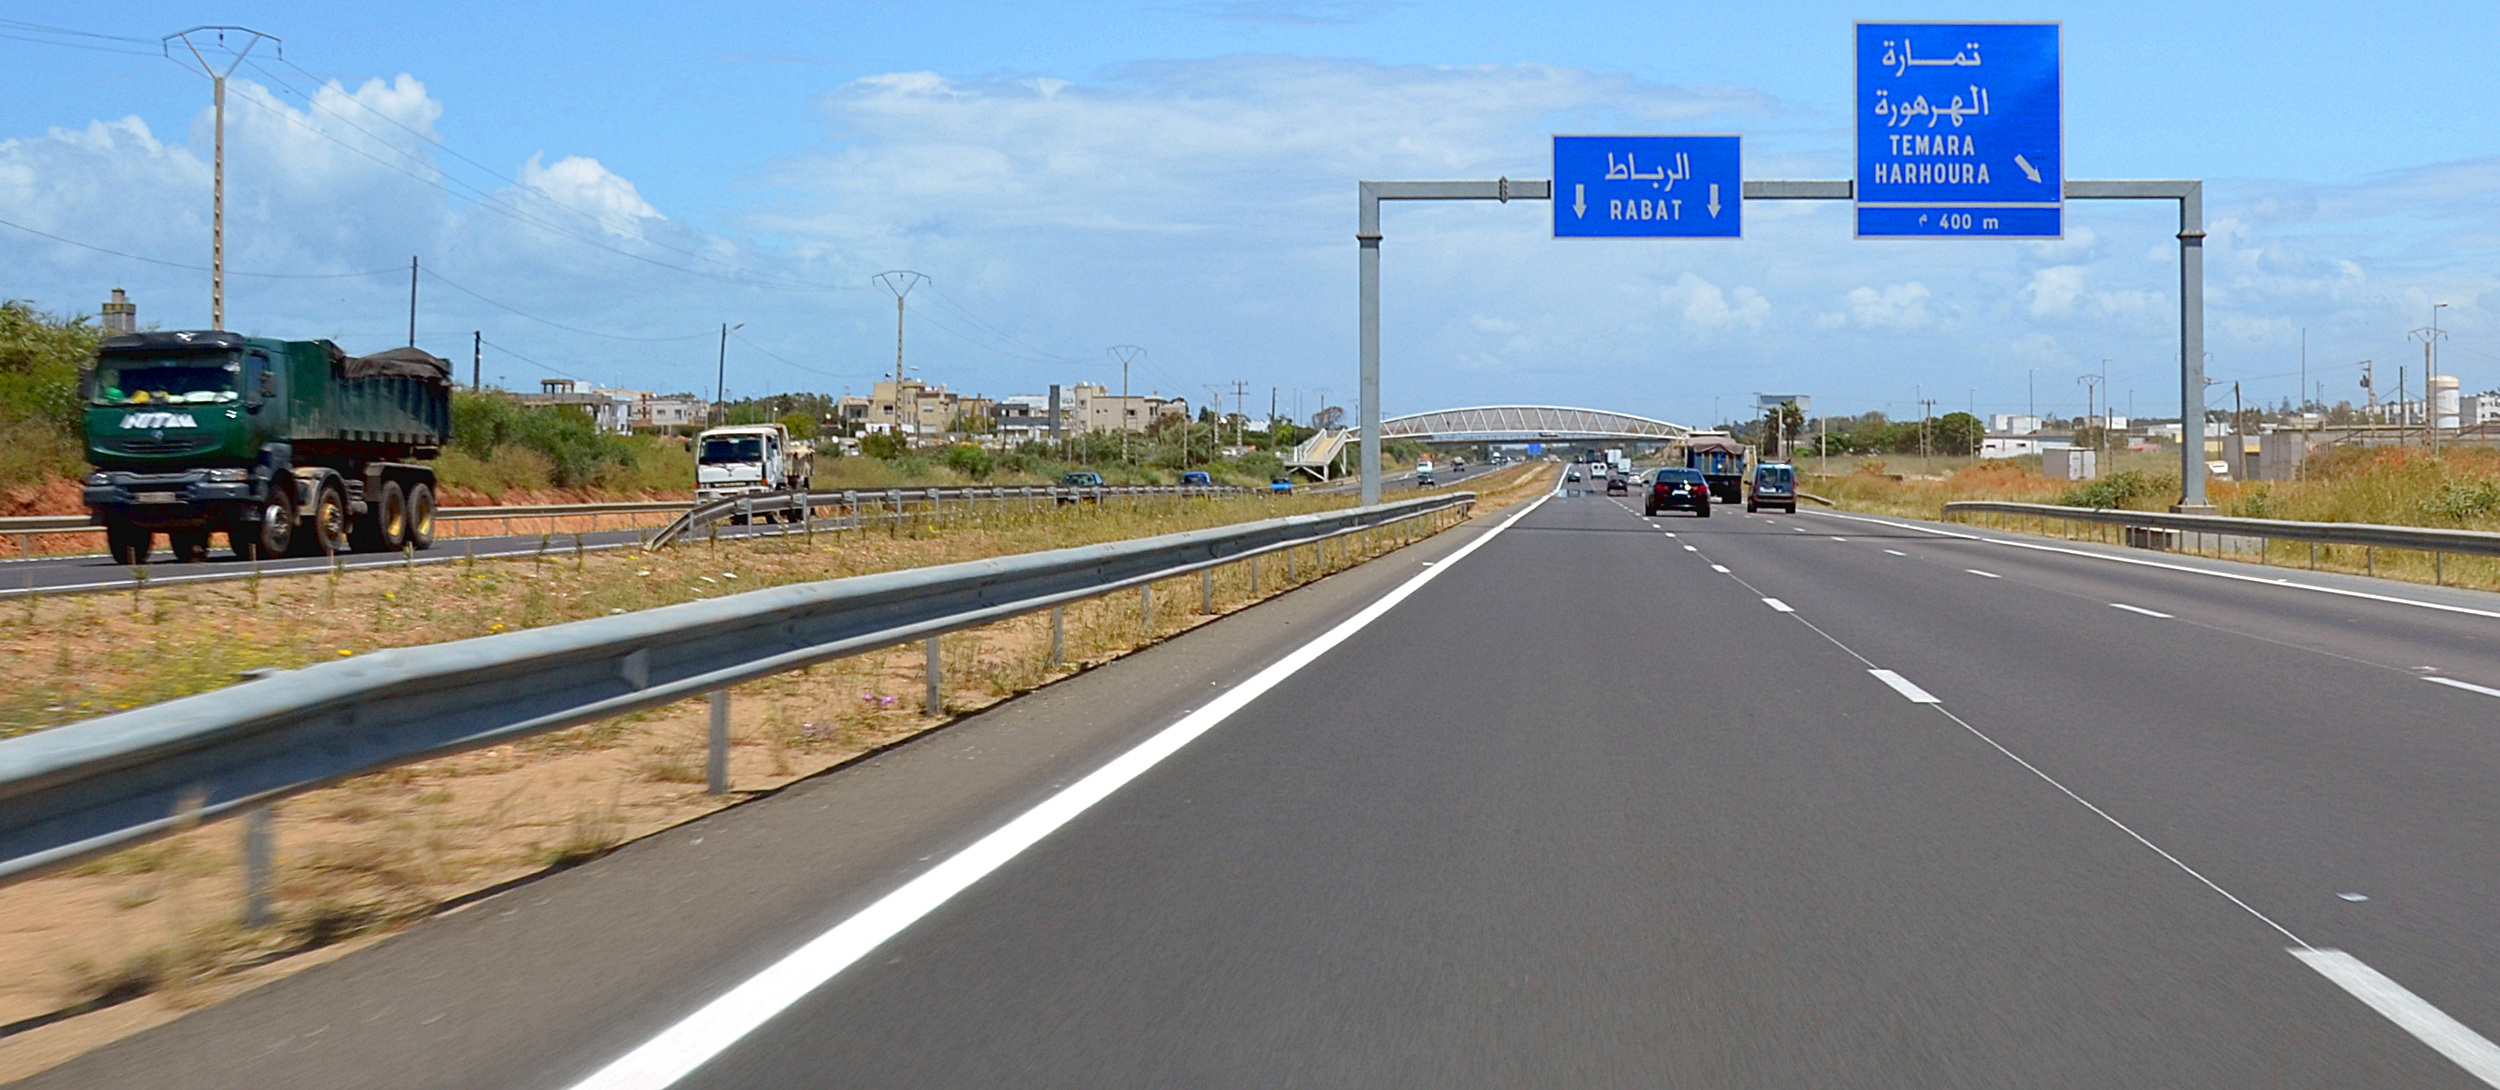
[[695, 424, 815, 519]]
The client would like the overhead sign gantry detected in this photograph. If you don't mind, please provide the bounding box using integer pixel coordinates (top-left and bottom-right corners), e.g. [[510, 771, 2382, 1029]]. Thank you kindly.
[[1355, 21, 2208, 512]]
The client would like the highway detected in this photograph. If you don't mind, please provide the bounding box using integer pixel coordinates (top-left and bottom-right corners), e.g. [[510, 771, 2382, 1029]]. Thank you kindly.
[[26, 481, 2500, 1087], [0, 524, 711, 599]]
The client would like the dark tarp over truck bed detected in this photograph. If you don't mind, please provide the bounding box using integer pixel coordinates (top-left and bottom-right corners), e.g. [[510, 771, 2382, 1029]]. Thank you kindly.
[[337, 346, 453, 384]]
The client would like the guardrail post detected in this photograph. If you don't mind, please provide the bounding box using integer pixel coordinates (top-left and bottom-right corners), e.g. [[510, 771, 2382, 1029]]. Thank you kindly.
[[924, 636, 943, 714], [1287, 544, 1297, 582], [240, 805, 275, 929], [2310, 542, 2319, 570], [1249, 554, 1260, 595], [707, 690, 730, 795], [2368, 546, 2376, 576], [2436, 551, 2446, 586], [1202, 568, 1215, 614], [1140, 583, 1153, 633]]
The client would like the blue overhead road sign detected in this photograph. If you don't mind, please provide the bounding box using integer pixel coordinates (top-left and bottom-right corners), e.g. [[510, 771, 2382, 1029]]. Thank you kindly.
[[1855, 22, 2061, 238], [1553, 135, 1742, 238]]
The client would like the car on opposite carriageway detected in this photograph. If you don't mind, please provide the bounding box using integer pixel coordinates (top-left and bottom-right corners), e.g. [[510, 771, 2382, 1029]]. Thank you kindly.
[[1645, 467, 1710, 517]]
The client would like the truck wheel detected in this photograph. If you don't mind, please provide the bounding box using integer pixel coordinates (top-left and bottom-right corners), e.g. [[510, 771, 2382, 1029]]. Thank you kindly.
[[105, 521, 151, 565], [232, 489, 296, 560], [169, 531, 212, 563], [292, 482, 349, 558], [403, 483, 436, 549], [353, 480, 407, 552]]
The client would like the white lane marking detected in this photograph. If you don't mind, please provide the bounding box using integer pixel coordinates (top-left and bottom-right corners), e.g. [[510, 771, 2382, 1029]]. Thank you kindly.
[[2110, 603, 2174, 618], [2426, 677, 2500, 699], [1966, 569, 2001, 579], [1830, 536, 1848, 542], [1683, 545, 1697, 552], [564, 496, 1554, 1090], [1711, 564, 1730, 573], [2292, 948, 2500, 1087], [1805, 509, 2500, 620], [1867, 668, 1939, 703], [1663, 532, 1677, 538], [1762, 597, 1794, 612], [1883, 549, 1907, 556], [1792, 527, 1807, 533]]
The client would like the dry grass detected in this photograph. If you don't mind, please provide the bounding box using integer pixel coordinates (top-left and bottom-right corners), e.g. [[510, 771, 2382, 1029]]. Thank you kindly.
[[0, 464, 1541, 1070], [1813, 446, 2500, 593]]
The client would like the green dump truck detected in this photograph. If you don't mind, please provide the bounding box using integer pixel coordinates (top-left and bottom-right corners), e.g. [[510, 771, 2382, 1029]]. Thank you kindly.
[[81, 331, 453, 563]]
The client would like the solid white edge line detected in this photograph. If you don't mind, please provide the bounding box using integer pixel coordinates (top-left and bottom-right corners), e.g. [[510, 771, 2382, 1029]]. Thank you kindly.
[[1762, 597, 1794, 612], [1805, 509, 2500, 620], [2292, 948, 2500, 1086], [1965, 569, 2001, 579], [2109, 603, 2175, 618], [2426, 676, 2500, 699], [1868, 668, 1940, 703], [565, 494, 1554, 1090]]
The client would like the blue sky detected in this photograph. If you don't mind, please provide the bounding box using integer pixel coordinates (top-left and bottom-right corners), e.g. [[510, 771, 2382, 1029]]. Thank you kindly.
[[4, 0, 2495, 427]]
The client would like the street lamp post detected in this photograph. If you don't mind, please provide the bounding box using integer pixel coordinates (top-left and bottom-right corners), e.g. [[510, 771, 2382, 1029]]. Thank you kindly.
[[714, 322, 743, 426]]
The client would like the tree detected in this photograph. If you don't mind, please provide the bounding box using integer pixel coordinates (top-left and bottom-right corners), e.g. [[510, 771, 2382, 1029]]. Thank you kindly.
[[1932, 411, 1984, 457], [777, 411, 819, 441]]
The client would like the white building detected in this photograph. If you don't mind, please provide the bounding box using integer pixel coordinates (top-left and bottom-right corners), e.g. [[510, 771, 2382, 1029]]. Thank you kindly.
[[1988, 413, 2041, 436], [1980, 433, 2073, 459]]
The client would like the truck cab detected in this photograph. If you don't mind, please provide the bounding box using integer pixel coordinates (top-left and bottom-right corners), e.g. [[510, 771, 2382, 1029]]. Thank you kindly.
[[695, 424, 814, 505]]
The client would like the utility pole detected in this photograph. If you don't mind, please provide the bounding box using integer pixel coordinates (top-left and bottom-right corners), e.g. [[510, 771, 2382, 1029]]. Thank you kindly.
[[875, 271, 927, 448], [407, 256, 419, 346], [1231, 380, 1251, 449], [2299, 327, 2307, 415], [1202, 384, 1227, 466], [471, 330, 481, 391], [2360, 359, 2376, 425], [1918, 396, 1938, 461], [1109, 345, 1147, 465], [2027, 367, 2036, 424], [714, 321, 743, 426], [2412, 302, 2450, 449], [165, 26, 279, 332]]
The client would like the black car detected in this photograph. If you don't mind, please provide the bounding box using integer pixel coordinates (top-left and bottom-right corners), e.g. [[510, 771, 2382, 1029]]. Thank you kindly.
[[1645, 468, 1710, 517], [1605, 474, 1628, 495]]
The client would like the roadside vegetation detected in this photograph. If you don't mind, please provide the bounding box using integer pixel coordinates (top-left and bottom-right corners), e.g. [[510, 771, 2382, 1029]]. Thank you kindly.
[[1809, 446, 2500, 592], [0, 462, 1547, 1077]]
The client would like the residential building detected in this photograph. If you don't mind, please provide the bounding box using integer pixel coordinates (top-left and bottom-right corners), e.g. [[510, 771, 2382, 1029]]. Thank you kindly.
[[1979, 433, 2074, 459], [516, 379, 633, 434], [1988, 413, 2040, 436], [1065, 382, 1188, 434]]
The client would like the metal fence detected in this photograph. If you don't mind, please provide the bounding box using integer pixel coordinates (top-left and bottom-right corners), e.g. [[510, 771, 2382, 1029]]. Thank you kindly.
[[1942, 500, 2500, 583], [649, 484, 1247, 549], [0, 501, 691, 559], [0, 491, 1476, 892]]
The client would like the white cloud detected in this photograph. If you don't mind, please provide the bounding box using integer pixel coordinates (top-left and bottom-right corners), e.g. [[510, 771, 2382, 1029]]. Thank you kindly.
[[1836, 282, 1934, 330], [515, 154, 662, 238], [1470, 314, 1520, 335], [1657, 273, 1769, 332]]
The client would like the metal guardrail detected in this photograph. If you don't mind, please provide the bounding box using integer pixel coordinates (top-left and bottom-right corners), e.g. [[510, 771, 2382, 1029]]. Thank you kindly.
[[0, 491, 1473, 884], [1942, 501, 2500, 560], [1944, 501, 2500, 584], [0, 501, 693, 557], [647, 484, 1247, 549]]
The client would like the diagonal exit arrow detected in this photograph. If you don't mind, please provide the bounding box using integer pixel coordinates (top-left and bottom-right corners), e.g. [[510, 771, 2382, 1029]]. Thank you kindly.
[[1707, 183, 1721, 218], [2014, 154, 2042, 184], [1573, 183, 1586, 218]]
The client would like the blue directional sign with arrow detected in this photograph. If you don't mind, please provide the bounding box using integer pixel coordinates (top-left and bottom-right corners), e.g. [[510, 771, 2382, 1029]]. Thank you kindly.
[[1553, 135, 1742, 238], [1855, 22, 2061, 238]]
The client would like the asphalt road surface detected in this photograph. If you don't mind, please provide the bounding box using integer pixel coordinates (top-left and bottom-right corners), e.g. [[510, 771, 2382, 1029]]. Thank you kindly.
[[28, 482, 2500, 1087]]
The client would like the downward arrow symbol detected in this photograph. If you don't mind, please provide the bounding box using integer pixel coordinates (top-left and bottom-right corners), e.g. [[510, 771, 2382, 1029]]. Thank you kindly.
[[1573, 183, 1586, 218], [1707, 183, 1721, 218]]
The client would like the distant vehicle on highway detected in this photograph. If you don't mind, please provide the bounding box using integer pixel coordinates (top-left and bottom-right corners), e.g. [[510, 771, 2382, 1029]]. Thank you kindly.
[[1061, 471, 1105, 487], [1565, 469, 1582, 483], [1179, 470, 1212, 486], [1748, 462, 1797, 513], [1269, 476, 1294, 493], [697, 423, 814, 523], [1605, 475, 1628, 495], [1415, 460, 1436, 486], [1646, 467, 1711, 517]]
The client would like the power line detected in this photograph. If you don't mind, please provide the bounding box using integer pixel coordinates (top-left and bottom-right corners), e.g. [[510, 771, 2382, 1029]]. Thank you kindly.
[[0, 215, 401, 278], [0, 18, 155, 43], [478, 337, 593, 385], [728, 330, 884, 382], [418, 268, 711, 342]]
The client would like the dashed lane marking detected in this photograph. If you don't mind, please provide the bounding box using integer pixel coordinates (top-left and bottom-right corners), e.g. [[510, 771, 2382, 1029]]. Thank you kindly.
[[1867, 668, 1940, 703], [2110, 603, 2174, 618], [1966, 569, 2001, 579], [1762, 597, 1794, 612]]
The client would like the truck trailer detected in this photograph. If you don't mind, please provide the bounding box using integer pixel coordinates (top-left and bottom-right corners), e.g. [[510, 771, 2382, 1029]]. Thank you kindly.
[[81, 331, 452, 563]]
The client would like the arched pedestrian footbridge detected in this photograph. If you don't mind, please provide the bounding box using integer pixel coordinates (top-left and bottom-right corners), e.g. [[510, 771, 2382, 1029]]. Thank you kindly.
[[1356, 405, 1691, 443]]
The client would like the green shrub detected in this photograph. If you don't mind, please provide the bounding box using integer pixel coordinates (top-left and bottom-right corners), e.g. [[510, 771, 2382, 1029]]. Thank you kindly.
[[939, 443, 995, 479], [0, 301, 98, 490], [2057, 468, 2164, 509], [2422, 479, 2500, 522]]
